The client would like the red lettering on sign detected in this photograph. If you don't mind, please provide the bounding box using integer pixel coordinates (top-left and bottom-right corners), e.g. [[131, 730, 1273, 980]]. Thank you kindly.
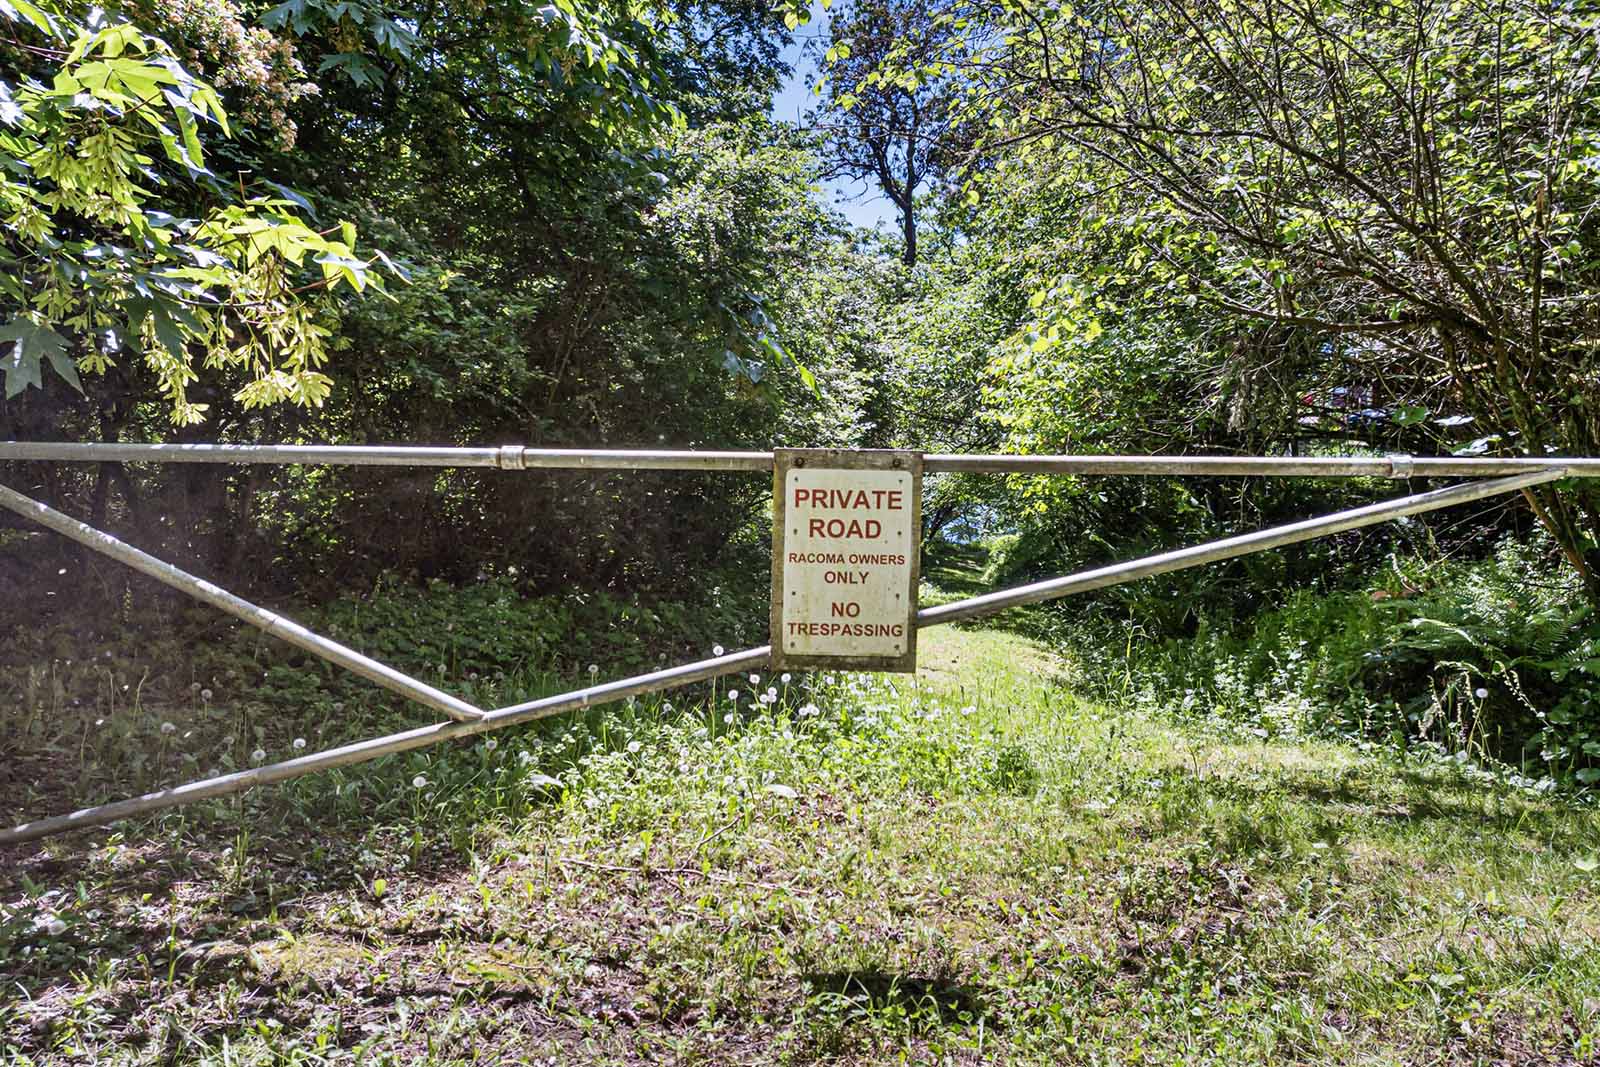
[[790, 488, 906, 511], [806, 518, 883, 540]]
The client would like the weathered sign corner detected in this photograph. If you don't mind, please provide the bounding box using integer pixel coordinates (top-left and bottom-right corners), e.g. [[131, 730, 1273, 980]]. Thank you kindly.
[[770, 447, 923, 673]]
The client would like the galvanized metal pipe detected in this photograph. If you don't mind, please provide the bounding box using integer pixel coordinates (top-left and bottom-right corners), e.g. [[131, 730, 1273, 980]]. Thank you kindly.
[[507, 448, 773, 471], [0, 484, 485, 724], [0, 468, 1564, 845], [0, 442, 775, 471], [0, 442, 510, 467], [3, 441, 1598, 478], [925, 454, 1599, 478]]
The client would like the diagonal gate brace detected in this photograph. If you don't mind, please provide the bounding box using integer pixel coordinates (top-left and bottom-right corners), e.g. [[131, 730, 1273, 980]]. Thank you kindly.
[[0, 467, 1569, 845], [0, 483, 484, 724]]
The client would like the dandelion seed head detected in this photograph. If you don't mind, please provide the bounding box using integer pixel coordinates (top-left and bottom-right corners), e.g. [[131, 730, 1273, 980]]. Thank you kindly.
[[160, 721, 176, 735], [781, 673, 791, 684], [412, 775, 428, 789], [292, 738, 306, 750], [483, 738, 497, 753], [190, 683, 201, 693], [712, 645, 725, 656], [749, 673, 760, 685], [1475, 687, 1489, 699], [251, 748, 266, 763], [200, 688, 212, 702]]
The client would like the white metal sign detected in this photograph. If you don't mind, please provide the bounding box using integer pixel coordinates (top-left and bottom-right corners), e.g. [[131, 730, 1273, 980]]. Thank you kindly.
[[771, 449, 922, 672]]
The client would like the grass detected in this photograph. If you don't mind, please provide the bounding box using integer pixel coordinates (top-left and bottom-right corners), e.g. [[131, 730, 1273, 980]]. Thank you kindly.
[[4, 614, 1600, 1064]]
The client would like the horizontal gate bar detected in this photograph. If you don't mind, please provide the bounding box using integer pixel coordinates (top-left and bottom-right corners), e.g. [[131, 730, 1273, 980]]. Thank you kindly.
[[0, 442, 774, 470], [0, 467, 1564, 846], [926, 455, 1598, 477], [0, 484, 485, 724], [2, 441, 1598, 478]]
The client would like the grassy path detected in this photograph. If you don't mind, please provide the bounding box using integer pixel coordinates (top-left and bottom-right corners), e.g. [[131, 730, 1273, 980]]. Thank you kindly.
[[3, 624, 1599, 1064]]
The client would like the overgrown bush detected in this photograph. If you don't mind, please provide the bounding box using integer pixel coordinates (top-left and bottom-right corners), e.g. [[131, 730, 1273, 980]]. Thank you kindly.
[[1075, 532, 1600, 786]]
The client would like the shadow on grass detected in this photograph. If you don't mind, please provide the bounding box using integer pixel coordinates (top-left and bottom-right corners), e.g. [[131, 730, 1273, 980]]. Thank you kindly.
[[802, 969, 991, 1026], [1164, 757, 1597, 856]]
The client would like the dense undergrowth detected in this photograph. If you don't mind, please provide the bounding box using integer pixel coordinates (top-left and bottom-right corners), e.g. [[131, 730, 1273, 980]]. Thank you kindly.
[[1062, 531, 1600, 790], [0, 567, 769, 828]]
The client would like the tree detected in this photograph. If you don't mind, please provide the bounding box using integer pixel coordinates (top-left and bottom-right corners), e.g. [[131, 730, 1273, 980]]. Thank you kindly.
[[809, 0, 967, 265], [926, 0, 1600, 598], [0, 1, 379, 423]]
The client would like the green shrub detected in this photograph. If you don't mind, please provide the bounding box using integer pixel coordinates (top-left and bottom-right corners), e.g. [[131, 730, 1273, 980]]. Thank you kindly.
[[1078, 533, 1600, 787]]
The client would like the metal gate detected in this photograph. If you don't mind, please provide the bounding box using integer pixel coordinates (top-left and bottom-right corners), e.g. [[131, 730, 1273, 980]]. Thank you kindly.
[[1, 442, 1592, 844]]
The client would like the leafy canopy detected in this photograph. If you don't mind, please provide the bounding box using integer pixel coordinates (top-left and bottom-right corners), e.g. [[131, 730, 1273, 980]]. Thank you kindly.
[[0, 1, 383, 422]]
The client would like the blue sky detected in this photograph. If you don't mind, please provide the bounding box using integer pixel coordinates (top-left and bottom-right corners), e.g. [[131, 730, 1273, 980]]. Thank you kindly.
[[769, 2, 898, 231]]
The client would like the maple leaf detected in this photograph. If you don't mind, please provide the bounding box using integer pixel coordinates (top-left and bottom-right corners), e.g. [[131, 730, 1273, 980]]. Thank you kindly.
[[0, 319, 79, 397]]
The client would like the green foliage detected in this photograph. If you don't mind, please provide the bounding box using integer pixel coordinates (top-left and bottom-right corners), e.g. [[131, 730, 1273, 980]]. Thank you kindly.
[[316, 573, 761, 679], [850, 0, 1600, 596], [1087, 532, 1600, 786], [0, 3, 379, 421], [1, 1, 873, 595]]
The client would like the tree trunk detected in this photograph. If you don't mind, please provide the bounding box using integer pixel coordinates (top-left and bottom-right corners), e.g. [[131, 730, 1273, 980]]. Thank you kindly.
[[901, 208, 917, 268]]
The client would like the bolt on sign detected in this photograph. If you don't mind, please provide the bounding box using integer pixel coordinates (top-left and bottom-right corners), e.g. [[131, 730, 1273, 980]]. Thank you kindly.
[[771, 448, 922, 672]]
